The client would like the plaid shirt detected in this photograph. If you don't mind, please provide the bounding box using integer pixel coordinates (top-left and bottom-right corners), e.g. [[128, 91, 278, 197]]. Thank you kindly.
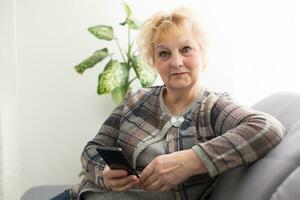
[[70, 86, 285, 200]]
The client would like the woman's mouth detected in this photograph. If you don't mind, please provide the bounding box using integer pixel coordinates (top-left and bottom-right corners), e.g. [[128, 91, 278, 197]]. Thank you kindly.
[[171, 72, 187, 76]]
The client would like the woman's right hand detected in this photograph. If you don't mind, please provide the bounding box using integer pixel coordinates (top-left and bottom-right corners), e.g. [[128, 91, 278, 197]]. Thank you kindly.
[[102, 165, 140, 191]]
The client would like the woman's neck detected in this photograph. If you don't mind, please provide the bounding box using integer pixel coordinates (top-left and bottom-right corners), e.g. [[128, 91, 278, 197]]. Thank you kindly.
[[163, 84, 201, 115]]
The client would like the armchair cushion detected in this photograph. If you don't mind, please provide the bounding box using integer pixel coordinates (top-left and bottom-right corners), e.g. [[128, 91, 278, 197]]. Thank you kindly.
[[21, 185, 70, 200]]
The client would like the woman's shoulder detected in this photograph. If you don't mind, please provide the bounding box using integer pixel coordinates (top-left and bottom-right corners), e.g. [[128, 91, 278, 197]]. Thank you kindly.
[[202, 88, 231, 103], [122, 85, 162, 112], [125, 85, 162, 101], [201, 88, 248, 116]]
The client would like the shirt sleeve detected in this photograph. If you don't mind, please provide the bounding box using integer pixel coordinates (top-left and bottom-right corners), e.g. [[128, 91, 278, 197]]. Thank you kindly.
[[192, 94, 286, 177], [80, 95, 128, 190]]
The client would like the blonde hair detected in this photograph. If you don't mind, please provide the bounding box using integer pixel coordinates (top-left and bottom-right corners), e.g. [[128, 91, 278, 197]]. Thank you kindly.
[[137, 7, 208, 68]]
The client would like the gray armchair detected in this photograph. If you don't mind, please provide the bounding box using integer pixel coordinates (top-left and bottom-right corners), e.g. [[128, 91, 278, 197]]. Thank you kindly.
[[22, 92, 300, 200]]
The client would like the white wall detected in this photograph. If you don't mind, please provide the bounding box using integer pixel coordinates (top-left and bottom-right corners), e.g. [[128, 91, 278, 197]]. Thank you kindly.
[[1, 0, 299, 199], [0, 0, 16, 106], [0, 0, 19, 199], [230, 0, 300, 105], [15, 0, 119, 199]]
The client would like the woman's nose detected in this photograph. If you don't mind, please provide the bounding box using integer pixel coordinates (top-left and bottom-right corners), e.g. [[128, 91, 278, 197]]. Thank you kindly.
[[170, 53, 183, 68]]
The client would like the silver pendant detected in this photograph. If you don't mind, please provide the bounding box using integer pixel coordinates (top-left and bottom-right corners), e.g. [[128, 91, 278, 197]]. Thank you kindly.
[[170, 116, 184, 127]]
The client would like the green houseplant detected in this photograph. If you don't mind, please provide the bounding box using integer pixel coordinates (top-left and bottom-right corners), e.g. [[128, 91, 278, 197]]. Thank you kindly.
[[76, 3, 156, 177], [74, 3, 157, 104]]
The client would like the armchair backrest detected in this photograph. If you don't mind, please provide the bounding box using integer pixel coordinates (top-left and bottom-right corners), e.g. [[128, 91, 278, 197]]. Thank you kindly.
[[210, 92, 300, 200]]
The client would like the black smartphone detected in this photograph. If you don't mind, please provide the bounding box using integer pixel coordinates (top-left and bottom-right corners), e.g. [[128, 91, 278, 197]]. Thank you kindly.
[[96, 146, 139, 177]]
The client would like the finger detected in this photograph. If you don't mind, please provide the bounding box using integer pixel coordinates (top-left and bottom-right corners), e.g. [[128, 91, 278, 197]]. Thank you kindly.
[[111, 177, 140, 192], [141, 173, 158, 189], [143, 179, 164, 191], [103, 167, 128, 179], [109, 175, 138, 188], [157, 184, 172, 192], [140, 164, 154, 183]]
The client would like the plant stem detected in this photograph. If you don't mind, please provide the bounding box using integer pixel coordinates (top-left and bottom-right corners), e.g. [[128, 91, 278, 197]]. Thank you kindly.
[[127, 27, 131, 66], [128, 77, 137, 85], [126, 27, 132, 90], [128, 27, 131, 56], [114, 38, 127, 63]]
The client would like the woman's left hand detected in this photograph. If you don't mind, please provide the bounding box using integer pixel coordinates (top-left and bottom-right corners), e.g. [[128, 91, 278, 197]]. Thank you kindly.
[[140, 149, 206, 191]]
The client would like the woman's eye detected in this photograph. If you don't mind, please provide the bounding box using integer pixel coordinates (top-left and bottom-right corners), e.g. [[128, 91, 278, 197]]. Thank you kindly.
[[181, 46, 192, 54], [159, 51, 170, 58]]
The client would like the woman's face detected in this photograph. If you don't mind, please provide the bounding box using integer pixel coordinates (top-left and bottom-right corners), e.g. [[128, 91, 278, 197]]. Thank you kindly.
[[153, 26, 204, 91]]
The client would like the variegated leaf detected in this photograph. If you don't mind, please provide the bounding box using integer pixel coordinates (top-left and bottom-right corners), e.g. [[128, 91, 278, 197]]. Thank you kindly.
[[88, 25, 114, 41], [97, 60, 129, 94], [132, 55, 157, 87], [74, 48, 109, 74], [123, 2, 131, 18], [111, 85, 127, 104]]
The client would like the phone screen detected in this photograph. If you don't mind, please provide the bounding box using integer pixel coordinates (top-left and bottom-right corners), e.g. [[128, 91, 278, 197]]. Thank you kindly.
[[96, 146, 139, 177]]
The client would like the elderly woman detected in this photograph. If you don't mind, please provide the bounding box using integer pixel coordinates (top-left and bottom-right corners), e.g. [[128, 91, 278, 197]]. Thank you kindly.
[[53, 7, 285, 200]]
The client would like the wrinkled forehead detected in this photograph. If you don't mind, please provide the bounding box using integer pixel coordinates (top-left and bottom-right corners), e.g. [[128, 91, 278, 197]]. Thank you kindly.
[[152, 20, 194, 44]]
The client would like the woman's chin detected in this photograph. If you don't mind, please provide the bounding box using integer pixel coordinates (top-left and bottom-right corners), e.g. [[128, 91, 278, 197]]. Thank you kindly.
[[167, 83, 192, 90]]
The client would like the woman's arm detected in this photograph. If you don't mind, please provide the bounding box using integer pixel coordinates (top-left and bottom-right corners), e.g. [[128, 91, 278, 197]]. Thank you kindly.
[[141, 94, 286, 191], [192, 94, 286, 177], [81, 102, 125, 189]]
